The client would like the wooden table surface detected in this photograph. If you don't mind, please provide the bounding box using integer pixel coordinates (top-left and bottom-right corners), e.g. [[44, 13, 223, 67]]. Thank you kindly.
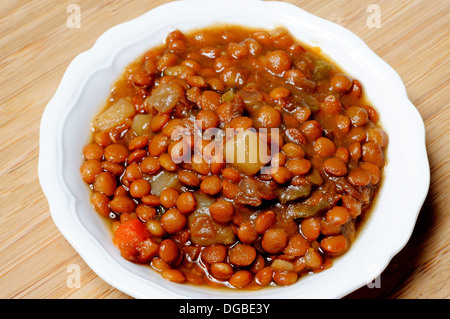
[[0, 0, 448, 299]]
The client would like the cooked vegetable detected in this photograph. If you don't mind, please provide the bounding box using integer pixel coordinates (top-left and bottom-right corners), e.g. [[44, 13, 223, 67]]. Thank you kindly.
[[277, 184, 312, 205], [312, 59, 333, 81], [131, 114, 153, 136], [221, 89, 235, 103], [286, 200, 332, 219], [188, 193, 235, 245], [224, 129, 271, 176], [149, 170, 182, 197], [93, 99, 135, 132], [146, 82, 184, 113]]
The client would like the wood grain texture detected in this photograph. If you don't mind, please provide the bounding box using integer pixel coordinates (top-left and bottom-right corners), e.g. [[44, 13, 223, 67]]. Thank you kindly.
[[0, 0, 448, 299]]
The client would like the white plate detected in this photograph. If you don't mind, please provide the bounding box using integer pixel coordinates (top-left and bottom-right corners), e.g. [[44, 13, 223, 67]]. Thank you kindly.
[[38, 0, 430, 299]]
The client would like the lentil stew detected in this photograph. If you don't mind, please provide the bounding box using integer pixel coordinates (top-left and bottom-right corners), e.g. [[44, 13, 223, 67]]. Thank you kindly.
[[80, 25, 388, 289]]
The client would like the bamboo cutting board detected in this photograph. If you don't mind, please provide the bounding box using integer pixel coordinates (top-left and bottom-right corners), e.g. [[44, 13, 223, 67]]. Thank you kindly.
[[0, 0, 448, 299]]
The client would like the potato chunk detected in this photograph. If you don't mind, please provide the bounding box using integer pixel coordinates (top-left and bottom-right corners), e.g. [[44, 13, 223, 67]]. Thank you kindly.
[[149, 170, 182, 197], [93, 99, 136, 132], [224, 129, 271, 176], [145, 82, 184, 113], [131, 114, 153, 136]]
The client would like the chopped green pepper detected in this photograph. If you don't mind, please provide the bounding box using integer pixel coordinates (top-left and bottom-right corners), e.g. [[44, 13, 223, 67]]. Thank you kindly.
[[278, 184, 312, 205], [286, 200, 332, 219], [313, 60, 333, 81]]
